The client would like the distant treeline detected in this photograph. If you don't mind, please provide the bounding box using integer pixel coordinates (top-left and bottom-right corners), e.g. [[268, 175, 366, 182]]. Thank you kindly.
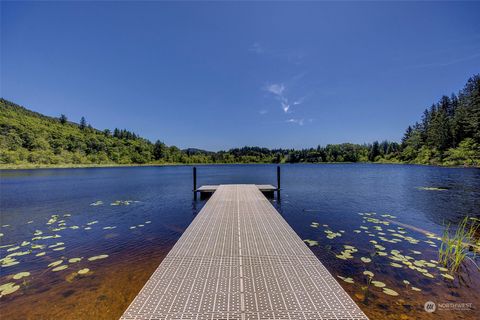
[[1, 75, 479, 167]]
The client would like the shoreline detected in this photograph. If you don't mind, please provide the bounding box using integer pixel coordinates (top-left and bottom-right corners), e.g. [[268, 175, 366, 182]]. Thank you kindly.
[[0, 161, 477, 170]]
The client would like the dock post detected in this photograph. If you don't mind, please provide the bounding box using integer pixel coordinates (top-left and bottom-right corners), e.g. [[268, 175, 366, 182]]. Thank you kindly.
[[193, 166, 197, 200], [276, 165, 281, 200]]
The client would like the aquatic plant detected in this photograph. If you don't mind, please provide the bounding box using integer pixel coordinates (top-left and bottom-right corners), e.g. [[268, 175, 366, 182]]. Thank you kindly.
[[13, 272, 30, 280], [303, 239, 319, 247], [337, 275, 354, 284], [359, 271, 374, 303], [88, 254, 109, 261], [438, 216, 479, 273], [0, 282, 20, 297], [78, 268, 90, 275]]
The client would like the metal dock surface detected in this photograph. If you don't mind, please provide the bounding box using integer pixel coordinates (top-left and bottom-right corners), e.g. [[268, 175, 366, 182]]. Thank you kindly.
[[121, 184, 368, 320]]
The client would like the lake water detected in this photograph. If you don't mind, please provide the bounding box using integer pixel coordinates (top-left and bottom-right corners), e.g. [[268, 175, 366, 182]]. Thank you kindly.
[[1, 164, 479, 319]]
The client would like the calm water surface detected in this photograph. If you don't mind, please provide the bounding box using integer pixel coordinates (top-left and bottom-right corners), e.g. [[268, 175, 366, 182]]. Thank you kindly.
[[1, 164, 479, 319]]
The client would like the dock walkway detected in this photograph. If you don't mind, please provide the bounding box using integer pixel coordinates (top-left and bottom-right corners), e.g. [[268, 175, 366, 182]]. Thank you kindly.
[[121, 184, 368, 320]]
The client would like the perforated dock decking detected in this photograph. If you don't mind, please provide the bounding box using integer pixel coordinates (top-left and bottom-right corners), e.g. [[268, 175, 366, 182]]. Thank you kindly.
[[121, 185, 368, 320]]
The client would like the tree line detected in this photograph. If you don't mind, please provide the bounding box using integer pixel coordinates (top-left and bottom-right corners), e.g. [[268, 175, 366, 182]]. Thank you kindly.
[[399, 75, 480, 165], [0, 75, 478, 167]]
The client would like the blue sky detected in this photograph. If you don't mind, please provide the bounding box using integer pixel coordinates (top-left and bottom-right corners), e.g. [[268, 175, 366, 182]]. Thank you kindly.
[[2, 1, 479, 151]]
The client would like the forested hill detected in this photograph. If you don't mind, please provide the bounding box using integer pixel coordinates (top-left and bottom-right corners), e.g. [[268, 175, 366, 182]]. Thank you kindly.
[[0, 74, 479, 168]]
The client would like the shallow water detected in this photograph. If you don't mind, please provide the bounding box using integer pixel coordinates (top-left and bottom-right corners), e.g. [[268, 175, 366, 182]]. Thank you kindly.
[[0, 164, 479, 319]]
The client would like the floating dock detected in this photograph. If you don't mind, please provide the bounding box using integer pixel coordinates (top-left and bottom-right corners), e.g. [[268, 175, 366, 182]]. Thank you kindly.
[[196, 184, 278, 199], [121, 184, 368, 320]]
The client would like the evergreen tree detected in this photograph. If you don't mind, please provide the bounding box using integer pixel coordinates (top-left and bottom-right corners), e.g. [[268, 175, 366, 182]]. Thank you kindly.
[[153, 140, 167, 160], [59, 114, 67, 124], [368, 141, 380, 161], [80, 116, 87, 130]]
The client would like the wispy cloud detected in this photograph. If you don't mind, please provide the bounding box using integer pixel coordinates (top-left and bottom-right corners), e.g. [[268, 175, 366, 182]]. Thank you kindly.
[[408, 52, 480, 69], [293, 97, 304, 106], [264, 83, 302, 114], [286, 118, 304, 126], [259, 109, 268, 115], [249, 42, 264, 54], [265, 83, 285, 95]]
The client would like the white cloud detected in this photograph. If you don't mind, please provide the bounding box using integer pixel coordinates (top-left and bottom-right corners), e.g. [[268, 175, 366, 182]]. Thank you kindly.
[[265, 83, 285, 96], [249, 42, 264, 54], [286, 118, 304, 126], [264, 83, 293, 113], [259, 109, 268, 115], [293, 97, 304, 106]]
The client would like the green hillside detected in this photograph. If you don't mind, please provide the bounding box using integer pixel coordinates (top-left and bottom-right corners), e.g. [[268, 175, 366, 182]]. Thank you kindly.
[[0, 99, 181, 165]]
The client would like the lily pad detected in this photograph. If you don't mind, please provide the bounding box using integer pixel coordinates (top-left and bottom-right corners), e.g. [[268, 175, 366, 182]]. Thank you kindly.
[[390, 262, 403, 268], [382, 288, 399, 296], [363, 271, 374, 278], [441, 273, 454, 280], [13, 271, 30, 280], [48, 260, 63, 268], [337, 275, 354, 284], [52, 265, 68, 272], [0, 282, 20, 297], [6, 251, 31, 258], [78, 268, 90, 275], [371, 280, 386, 288], [303, 239, 319, 247], [1, 257, 20, 267], [88, 254, 109, 261]]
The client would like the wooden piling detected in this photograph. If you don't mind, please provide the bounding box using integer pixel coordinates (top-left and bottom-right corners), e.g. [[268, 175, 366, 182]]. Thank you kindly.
[[277, 165, 281, 200], [193, 166, 197, 200]]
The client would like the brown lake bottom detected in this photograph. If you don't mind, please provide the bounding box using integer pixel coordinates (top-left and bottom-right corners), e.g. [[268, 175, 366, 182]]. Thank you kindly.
[[1, 240, 478, 320]]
